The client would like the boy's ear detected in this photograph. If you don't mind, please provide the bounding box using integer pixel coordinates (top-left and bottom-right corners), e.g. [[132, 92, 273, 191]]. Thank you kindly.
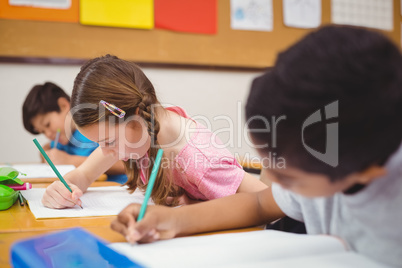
[[57, 97, 71, 111], [356, 165, 387, 184]]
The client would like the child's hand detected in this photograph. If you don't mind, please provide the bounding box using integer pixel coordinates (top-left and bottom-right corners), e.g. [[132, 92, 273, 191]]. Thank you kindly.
[[41, 181, 83, 209], [111, 204, 178, 244], [45, 148, 70, 165]]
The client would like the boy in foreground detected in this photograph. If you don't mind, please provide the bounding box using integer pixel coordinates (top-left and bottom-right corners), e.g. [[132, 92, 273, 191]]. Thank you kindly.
[[111, 26, 402, 266]]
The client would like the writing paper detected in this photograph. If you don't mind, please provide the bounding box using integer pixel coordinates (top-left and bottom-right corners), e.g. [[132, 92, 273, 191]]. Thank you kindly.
[[110, 230, 382, 267], [0, 164, 75, 179], [22, 186, 153, 219]]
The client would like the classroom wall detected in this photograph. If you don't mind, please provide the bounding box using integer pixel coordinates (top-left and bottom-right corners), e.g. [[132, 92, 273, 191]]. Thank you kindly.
[[0, 63, 263, 164]]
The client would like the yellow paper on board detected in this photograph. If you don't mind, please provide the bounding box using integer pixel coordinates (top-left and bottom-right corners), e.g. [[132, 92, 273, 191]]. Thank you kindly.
[[80, 0, 154, 29]]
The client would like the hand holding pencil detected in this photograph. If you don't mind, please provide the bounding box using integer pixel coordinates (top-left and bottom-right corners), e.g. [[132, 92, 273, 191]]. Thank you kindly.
[[112, 202, 179, 244], [33, 139, 83, 209], [42, 181, 83, 209], [111, 149, 175, 243]]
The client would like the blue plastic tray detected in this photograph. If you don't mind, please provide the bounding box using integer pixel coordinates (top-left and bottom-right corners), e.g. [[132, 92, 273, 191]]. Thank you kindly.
[[10, 228, 143, 268]]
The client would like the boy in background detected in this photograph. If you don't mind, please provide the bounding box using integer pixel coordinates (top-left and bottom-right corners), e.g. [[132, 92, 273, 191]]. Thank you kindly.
[[111, 26, 402, 267], [23, 82, 127, 184]]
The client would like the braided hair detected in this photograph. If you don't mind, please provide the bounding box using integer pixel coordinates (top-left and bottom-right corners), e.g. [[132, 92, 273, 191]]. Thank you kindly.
[[71, 55, 183, 205]]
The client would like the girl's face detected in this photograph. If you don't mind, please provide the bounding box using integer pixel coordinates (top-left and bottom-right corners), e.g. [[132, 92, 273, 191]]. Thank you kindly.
[[79, 116, 151, 161]]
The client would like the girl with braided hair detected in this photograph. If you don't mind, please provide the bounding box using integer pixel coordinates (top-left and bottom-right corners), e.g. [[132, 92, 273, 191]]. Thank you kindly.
[[41, 55, 266, 209]]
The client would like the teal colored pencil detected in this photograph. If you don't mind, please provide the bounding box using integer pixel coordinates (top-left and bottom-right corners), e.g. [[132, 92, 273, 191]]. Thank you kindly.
[[33, 138, 83, 209], [137, 148, 164, 222]]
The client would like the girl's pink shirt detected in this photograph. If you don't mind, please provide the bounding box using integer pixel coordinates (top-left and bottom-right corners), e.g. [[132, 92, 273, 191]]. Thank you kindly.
[[140, 106, 245, 200]]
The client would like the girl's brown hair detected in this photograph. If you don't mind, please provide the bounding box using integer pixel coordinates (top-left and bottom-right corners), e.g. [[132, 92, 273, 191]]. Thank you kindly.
[[71, 55, 182, 205]]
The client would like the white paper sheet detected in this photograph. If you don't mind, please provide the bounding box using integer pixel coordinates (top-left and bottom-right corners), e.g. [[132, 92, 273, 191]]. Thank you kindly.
[[283, 0, 321, 29], [230, 0, 273, 32], [0, 164, 75, 179], [22, 186, 153, 219], [108, 230, 385, 268], [331, 0, 393, 31], [9, 0, 71, 9], [110, 230, 384, 267]]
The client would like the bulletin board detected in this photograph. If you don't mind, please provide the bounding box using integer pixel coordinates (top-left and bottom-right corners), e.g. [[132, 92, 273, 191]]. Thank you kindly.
[[0, 0, 400, 69]]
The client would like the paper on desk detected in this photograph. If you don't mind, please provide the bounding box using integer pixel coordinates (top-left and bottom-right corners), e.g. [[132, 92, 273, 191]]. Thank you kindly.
[[110, 230, 382, 267], [0, 164, 75, 179], [21, 186, 153, 219]]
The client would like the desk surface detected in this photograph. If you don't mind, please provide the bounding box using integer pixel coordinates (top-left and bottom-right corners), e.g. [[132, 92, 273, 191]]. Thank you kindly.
[[0, 181, 120, 233], [0, 181, 262, 268], [0, 181, 125, 267]]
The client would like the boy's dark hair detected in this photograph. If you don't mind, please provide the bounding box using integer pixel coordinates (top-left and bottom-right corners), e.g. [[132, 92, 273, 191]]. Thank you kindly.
[[246, 25, 402, 182], [22, 82, 70, 134]]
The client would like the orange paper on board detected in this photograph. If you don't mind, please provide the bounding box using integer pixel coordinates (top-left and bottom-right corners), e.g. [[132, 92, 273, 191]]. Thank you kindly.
[[0, 0, 78, 22], [155, 0, 217, 34]]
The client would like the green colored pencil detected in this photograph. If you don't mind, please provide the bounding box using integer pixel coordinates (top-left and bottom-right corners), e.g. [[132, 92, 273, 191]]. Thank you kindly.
[[137, 148, 164, 222], [33, 138, 83, 209], [18, 191, 24, 206]]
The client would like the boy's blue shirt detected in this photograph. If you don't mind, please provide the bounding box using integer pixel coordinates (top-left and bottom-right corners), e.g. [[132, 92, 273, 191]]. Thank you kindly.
[[51, 130, 98, 156], [50, 130, 127, 184]]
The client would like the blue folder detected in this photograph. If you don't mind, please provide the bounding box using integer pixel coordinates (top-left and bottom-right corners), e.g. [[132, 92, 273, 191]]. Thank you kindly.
[[10, 228, 143, 268]]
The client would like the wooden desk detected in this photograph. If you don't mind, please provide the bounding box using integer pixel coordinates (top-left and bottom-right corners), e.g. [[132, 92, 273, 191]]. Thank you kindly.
[[0, 182, 263, 268], [0, 181, 120, 234], [0, 181, 126, 268], [237, 157, 262, 176]]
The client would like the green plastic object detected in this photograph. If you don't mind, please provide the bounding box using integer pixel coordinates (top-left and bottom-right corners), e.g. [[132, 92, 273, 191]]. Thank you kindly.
[[0, 185, 19, 210], [0, 167, 24, 210], [0, 167, 24, 185]]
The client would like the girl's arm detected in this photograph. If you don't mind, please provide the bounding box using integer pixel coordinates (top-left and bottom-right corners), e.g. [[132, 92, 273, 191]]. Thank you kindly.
[[45, 148, 126, 174], [111, 187, 286, 243], [43, 149, 87, 167], [41, 147, 118, 208], [166, 172, 267, 206], [68, 147, 118, 189], [104, 159, 126, 175], [236, 172, 268, 193]]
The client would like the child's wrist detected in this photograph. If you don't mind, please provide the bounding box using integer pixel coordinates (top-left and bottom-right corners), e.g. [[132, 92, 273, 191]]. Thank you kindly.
[[172, 207, 189, 237]]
